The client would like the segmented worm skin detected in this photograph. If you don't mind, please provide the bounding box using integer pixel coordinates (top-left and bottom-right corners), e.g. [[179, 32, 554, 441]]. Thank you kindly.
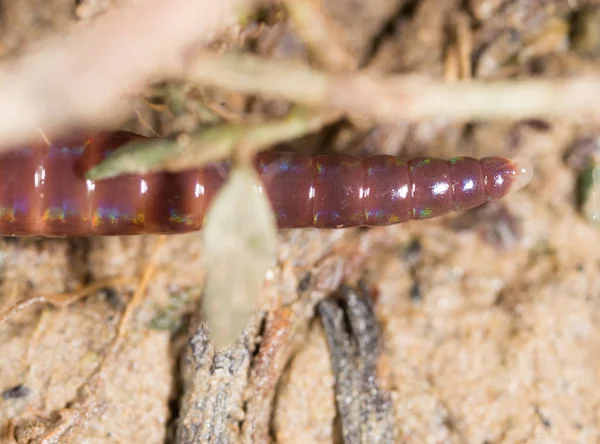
[[0, 131, 521, 236]]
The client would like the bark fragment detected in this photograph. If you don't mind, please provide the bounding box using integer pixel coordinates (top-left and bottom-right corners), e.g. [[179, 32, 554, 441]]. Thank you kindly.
[[177, 318, 260, 443], [317, 285, 395, 444]]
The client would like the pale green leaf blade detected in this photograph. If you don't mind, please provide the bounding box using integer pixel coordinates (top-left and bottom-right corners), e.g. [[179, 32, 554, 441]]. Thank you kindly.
[[202, 165, 277, 349]]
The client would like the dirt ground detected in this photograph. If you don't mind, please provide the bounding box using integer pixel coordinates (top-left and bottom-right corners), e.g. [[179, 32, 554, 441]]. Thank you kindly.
[[1, 0, 600, 443]]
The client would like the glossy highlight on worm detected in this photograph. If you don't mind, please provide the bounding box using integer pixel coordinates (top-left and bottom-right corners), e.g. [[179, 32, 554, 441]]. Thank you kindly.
[[0, 131, 532, 236]]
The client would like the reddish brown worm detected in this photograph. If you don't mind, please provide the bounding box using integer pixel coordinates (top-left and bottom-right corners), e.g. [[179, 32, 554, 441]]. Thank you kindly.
[[0, 131, 532, 236]]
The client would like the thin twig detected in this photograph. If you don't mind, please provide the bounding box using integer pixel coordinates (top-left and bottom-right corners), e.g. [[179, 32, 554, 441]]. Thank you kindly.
[[0, 278, 133, 326], [114, 235, 166, 349], [181, 51, 600, 122]]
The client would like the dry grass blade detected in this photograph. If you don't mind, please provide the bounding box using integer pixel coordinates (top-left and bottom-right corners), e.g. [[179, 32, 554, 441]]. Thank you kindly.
[[202, 164, 278, 349]]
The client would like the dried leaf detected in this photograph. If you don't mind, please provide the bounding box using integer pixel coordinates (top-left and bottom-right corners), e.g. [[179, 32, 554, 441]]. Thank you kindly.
[[202, 165, 277, 349]]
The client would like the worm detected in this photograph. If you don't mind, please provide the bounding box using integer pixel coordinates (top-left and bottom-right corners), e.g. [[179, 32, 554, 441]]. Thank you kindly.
[[0, 131, 532, 236]]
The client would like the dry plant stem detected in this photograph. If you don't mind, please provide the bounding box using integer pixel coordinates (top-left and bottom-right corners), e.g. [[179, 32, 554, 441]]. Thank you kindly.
[[0, 278, 132, 326], [318, 286, 394, 444], [282, 0, 357, 72], [86, 107, 338, 179], [0, 0, 262, 149], [183, 51, 600, 122]]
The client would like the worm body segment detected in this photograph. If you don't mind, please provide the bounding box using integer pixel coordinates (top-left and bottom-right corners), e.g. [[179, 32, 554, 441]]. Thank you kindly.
[[0, 131, 532, 236]]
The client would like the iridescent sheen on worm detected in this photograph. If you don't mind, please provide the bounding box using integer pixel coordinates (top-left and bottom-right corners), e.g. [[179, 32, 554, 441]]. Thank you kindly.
[[0, 131, 533, 236]]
